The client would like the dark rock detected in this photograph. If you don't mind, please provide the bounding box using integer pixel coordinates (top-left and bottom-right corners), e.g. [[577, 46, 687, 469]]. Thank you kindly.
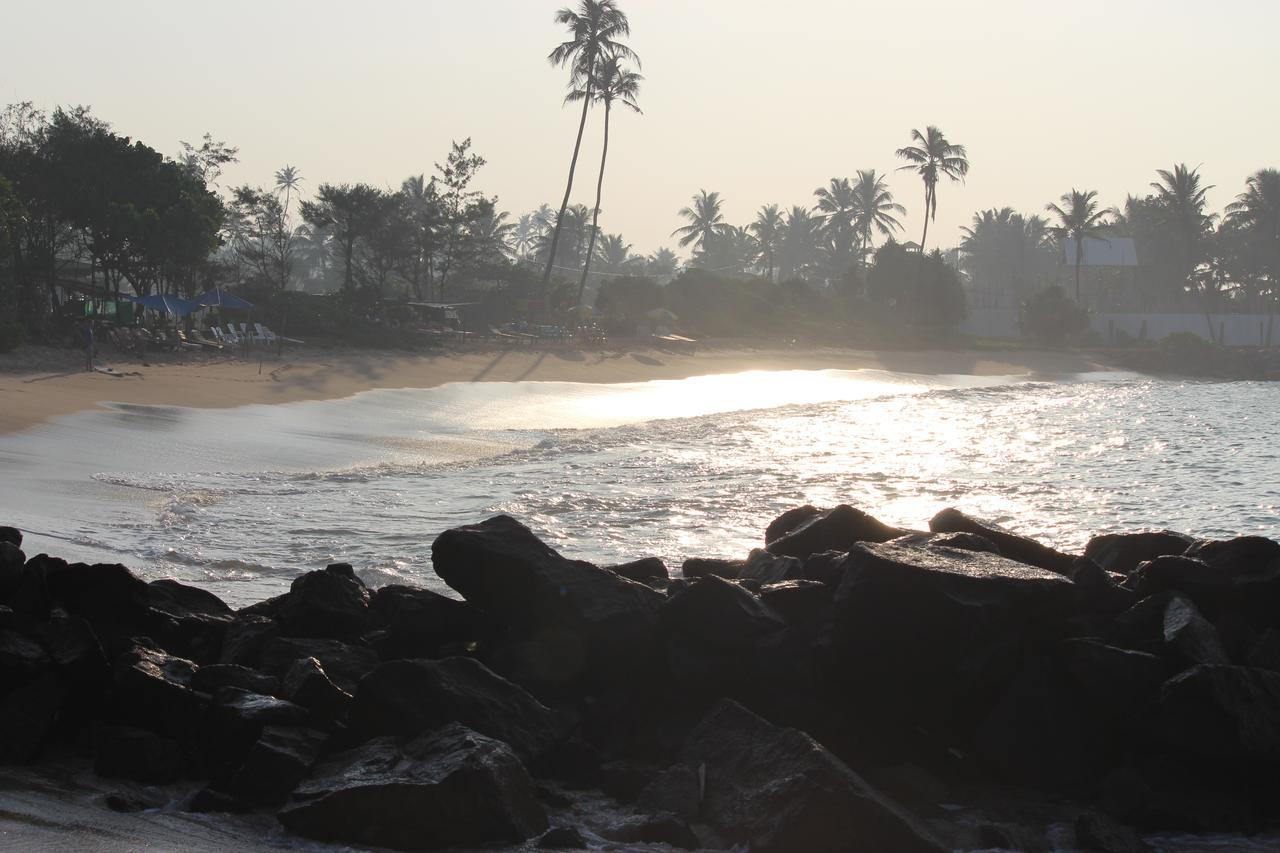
[[678, 699, 946, 852], [664, 575, 787, 646], [191, 663, 282, 697], [767, 504, 907, 559], [224, 724, 328, 806], [1185, 535, 1280, 573], [1070, 557, 1139, 613], [596, 759, 658, 803], [738, 548, 804, 584], [111, 644, 202, 736], [928, 531, 1001, 554], [152, 612, 231, 665], [0, 541, 24, 596], [1085, 530, 1196, 574], [0, 673, 68, 761], [1130, 555, 1237, 597], [188, 786, 254, 814], [0, 626, 51, 682], [929, 507, 1076, 573], [278, 724, 548, 850], [759, 579, 833, 624], [1113, 592, 1230, 666], [602, 812, 699, 849], [680, 556, 743, 580], [538, 825, 588, 849], [606, 556, 669, 583], [45, 562, 151, 653], [1150, 664, 1280, 763], [277, 563, 371, 640], [218, 614, 279, 667], [432, 515, 665, 688], [105, 790, 166, 813], [147, 578, 232, 618], [257, 637, 378, 693], [1074, 809, 1152, 853], [634, 763, 701, 822], [764, 504, 822, 545], [1057, 639, 1178, 717], [282, 656, 352, 719], [831, 540, 1075, 733], [93, 725, 185, 784], [204, 688, 312, 784], [236, 592, 287, 619], [1247, 629, 1280, 671], [350, 657, 566, 764], [0, 526, 21, 548], [801, 549, 852, 585], [368, 584, 490, 658], [5, 554, 52, 619]]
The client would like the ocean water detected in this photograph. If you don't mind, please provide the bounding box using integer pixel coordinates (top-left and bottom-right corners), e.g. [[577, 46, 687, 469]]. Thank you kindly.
[[1, 367, 1278, 608]]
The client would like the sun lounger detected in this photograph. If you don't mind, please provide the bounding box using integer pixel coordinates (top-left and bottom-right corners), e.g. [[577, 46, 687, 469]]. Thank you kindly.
[[189, 329, 223, 350]]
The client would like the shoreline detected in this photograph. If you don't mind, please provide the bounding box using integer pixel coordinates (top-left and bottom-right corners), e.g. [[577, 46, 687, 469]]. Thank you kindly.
[[0, 343, 1116, 435]]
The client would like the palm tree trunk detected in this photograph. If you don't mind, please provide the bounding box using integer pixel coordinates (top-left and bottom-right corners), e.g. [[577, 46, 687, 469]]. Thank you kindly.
[[919, 186, 931, 254], [542, 79, 594, 291], [1074, 240, 1083, 303], [577, 102, 611, 305]]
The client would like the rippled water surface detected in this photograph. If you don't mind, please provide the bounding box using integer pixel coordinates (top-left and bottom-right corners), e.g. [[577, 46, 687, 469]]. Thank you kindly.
[[2, 368, 1277, 607]]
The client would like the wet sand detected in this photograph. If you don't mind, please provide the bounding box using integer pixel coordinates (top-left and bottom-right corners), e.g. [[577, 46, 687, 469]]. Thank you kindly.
[[0, 343, 1114, 435]]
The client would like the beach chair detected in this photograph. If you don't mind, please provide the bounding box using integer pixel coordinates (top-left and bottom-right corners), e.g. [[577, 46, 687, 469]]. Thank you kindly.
[[188, 329, 223, 350], [255, 323, 277, 346], [224, 324, 242, 345], [173, 330, 204, 351]]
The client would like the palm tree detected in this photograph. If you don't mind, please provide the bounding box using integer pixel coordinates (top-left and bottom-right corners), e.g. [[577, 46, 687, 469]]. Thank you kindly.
[[851, 169, 905, 264], [960, 208, 1056, 306], [596, 233, 635, 274], [569, 55, 642, 303], [672, 190, 732, 254], [749, 204, 784, 281], [1226, 168, 1280, 341], [1151, 163, 1215, 283], [813, 177, 858, 261], [895, 126, 969, 253], [645, 247, 679, 279], [778, 205, 819, 280], [513, 213, 539, 259], [274, 165, 303, 218], [542, 0, 638, 291], [1046, 189, 1114, 303]]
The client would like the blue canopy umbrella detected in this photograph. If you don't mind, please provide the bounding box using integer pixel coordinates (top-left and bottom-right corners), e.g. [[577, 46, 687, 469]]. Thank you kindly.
[[128, 293, 200, 316], [195, 288, 254, 310]]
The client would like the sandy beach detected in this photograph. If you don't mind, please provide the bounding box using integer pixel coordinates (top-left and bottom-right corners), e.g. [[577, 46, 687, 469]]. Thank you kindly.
[[0, 343, 1114, 435]]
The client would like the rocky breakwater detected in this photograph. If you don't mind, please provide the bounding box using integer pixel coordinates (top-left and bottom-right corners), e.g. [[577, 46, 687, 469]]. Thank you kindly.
[[2, 510, 1280, 850]]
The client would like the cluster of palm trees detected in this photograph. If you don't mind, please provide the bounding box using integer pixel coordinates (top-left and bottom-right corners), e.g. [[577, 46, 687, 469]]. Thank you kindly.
[[959, 165, 1280, 318], [668, 126, 969, 283]]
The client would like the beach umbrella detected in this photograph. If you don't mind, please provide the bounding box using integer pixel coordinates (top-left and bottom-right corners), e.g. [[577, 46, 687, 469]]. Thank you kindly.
[[128, 293, 200, 316], [195, 287, 254, 310]]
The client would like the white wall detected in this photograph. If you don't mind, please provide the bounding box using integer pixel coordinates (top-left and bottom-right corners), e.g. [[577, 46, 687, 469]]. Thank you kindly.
[[961, 308, 1277, 347]]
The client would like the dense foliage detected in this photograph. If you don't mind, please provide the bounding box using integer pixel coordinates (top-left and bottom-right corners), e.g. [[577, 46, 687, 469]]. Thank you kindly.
[[1017, 285, 1090, 345]]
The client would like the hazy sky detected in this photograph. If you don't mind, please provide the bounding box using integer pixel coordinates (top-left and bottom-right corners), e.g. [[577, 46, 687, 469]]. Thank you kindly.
[[4, 0, 1277, 257]]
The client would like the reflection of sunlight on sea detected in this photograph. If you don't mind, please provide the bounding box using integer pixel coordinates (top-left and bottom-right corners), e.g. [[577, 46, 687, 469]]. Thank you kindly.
[[2, 368, 1278, 608]]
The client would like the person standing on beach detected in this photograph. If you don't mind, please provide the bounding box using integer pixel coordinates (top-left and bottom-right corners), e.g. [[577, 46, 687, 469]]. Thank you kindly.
[[83, 320, 95, 371]]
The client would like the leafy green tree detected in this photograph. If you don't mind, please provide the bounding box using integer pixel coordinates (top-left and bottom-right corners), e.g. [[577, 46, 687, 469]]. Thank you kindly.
[[813, 177, 857, 264], [1018, 285, 1090, 344], [543, 0, 638, 292], [229, 185, 292, 291], [596, 232, 636, 274], [896, 126, 969, 253], [434, 138, 487, 299], [570, 55, 642, 303], [867, 241, 967, 329], [1151, 163, 1215, 285], [1226, 168, 1280, 341], [959, 207, 1056, 307], [398, 174, 442, 299], [644, 247, 679, 279], [301, 183, 384, 293], [672, 189, 731, 255], [1045, 189, 1113, 302], [777, 205, 819, 280]]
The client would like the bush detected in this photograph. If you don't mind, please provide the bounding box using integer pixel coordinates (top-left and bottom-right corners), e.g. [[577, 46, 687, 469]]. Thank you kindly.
[[865, 244, 967, 330], [0, 314, 26, 352], [1017, 286, 1089, 345]]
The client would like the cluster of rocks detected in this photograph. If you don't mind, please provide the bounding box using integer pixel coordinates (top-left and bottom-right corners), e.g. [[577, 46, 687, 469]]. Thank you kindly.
[[2, 508, 1280, 851]]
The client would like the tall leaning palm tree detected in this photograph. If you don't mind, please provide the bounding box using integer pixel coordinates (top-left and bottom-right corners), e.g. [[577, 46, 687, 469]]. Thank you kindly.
[[672, 190, 732, 254], [1046, 189, 1113, 303], [895, 126, 969, 254], [851, 168, 905, 264], [570, 55, 642, 303], [542, 0, 638, 292]]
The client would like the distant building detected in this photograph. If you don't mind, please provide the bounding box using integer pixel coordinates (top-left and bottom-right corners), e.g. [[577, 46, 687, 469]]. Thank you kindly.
[[1063, 237, 1138, 267]]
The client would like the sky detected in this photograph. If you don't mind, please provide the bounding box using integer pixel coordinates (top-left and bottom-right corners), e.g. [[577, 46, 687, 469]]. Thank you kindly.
[[3, 0, 1277, 258]]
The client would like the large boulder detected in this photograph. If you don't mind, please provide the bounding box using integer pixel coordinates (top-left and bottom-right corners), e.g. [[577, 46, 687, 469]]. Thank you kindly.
[[45, 562, 151, 654], [1111, 592, 1231, 667], [831, 540, 1076, 736], [368, 584, 490, 658], [257, 637, 379, 693], [605, 557, 669, 584], [278, 724, 548, 850], [93, 725, 185, 784], [282, 657, 352, 720], [350, 657, 566, 764], [0, 526, 21, 548], [223, 724, 328, 806], [0, 541, 24, 597], [218, 614, 279, 667], [278, 563, 371, 640], [146, 578, 232, 619], [0, 672, 68, 761], [929, 508, 1076, 574], [677, 699, 945, 852], [111, 644, 203, 736], [1085, 530, 1196, 574], [737, 548, 804, 585], [766, 504, 907, 559], [1149, 664, 1280, 764], [431, 515, 664, 688]]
